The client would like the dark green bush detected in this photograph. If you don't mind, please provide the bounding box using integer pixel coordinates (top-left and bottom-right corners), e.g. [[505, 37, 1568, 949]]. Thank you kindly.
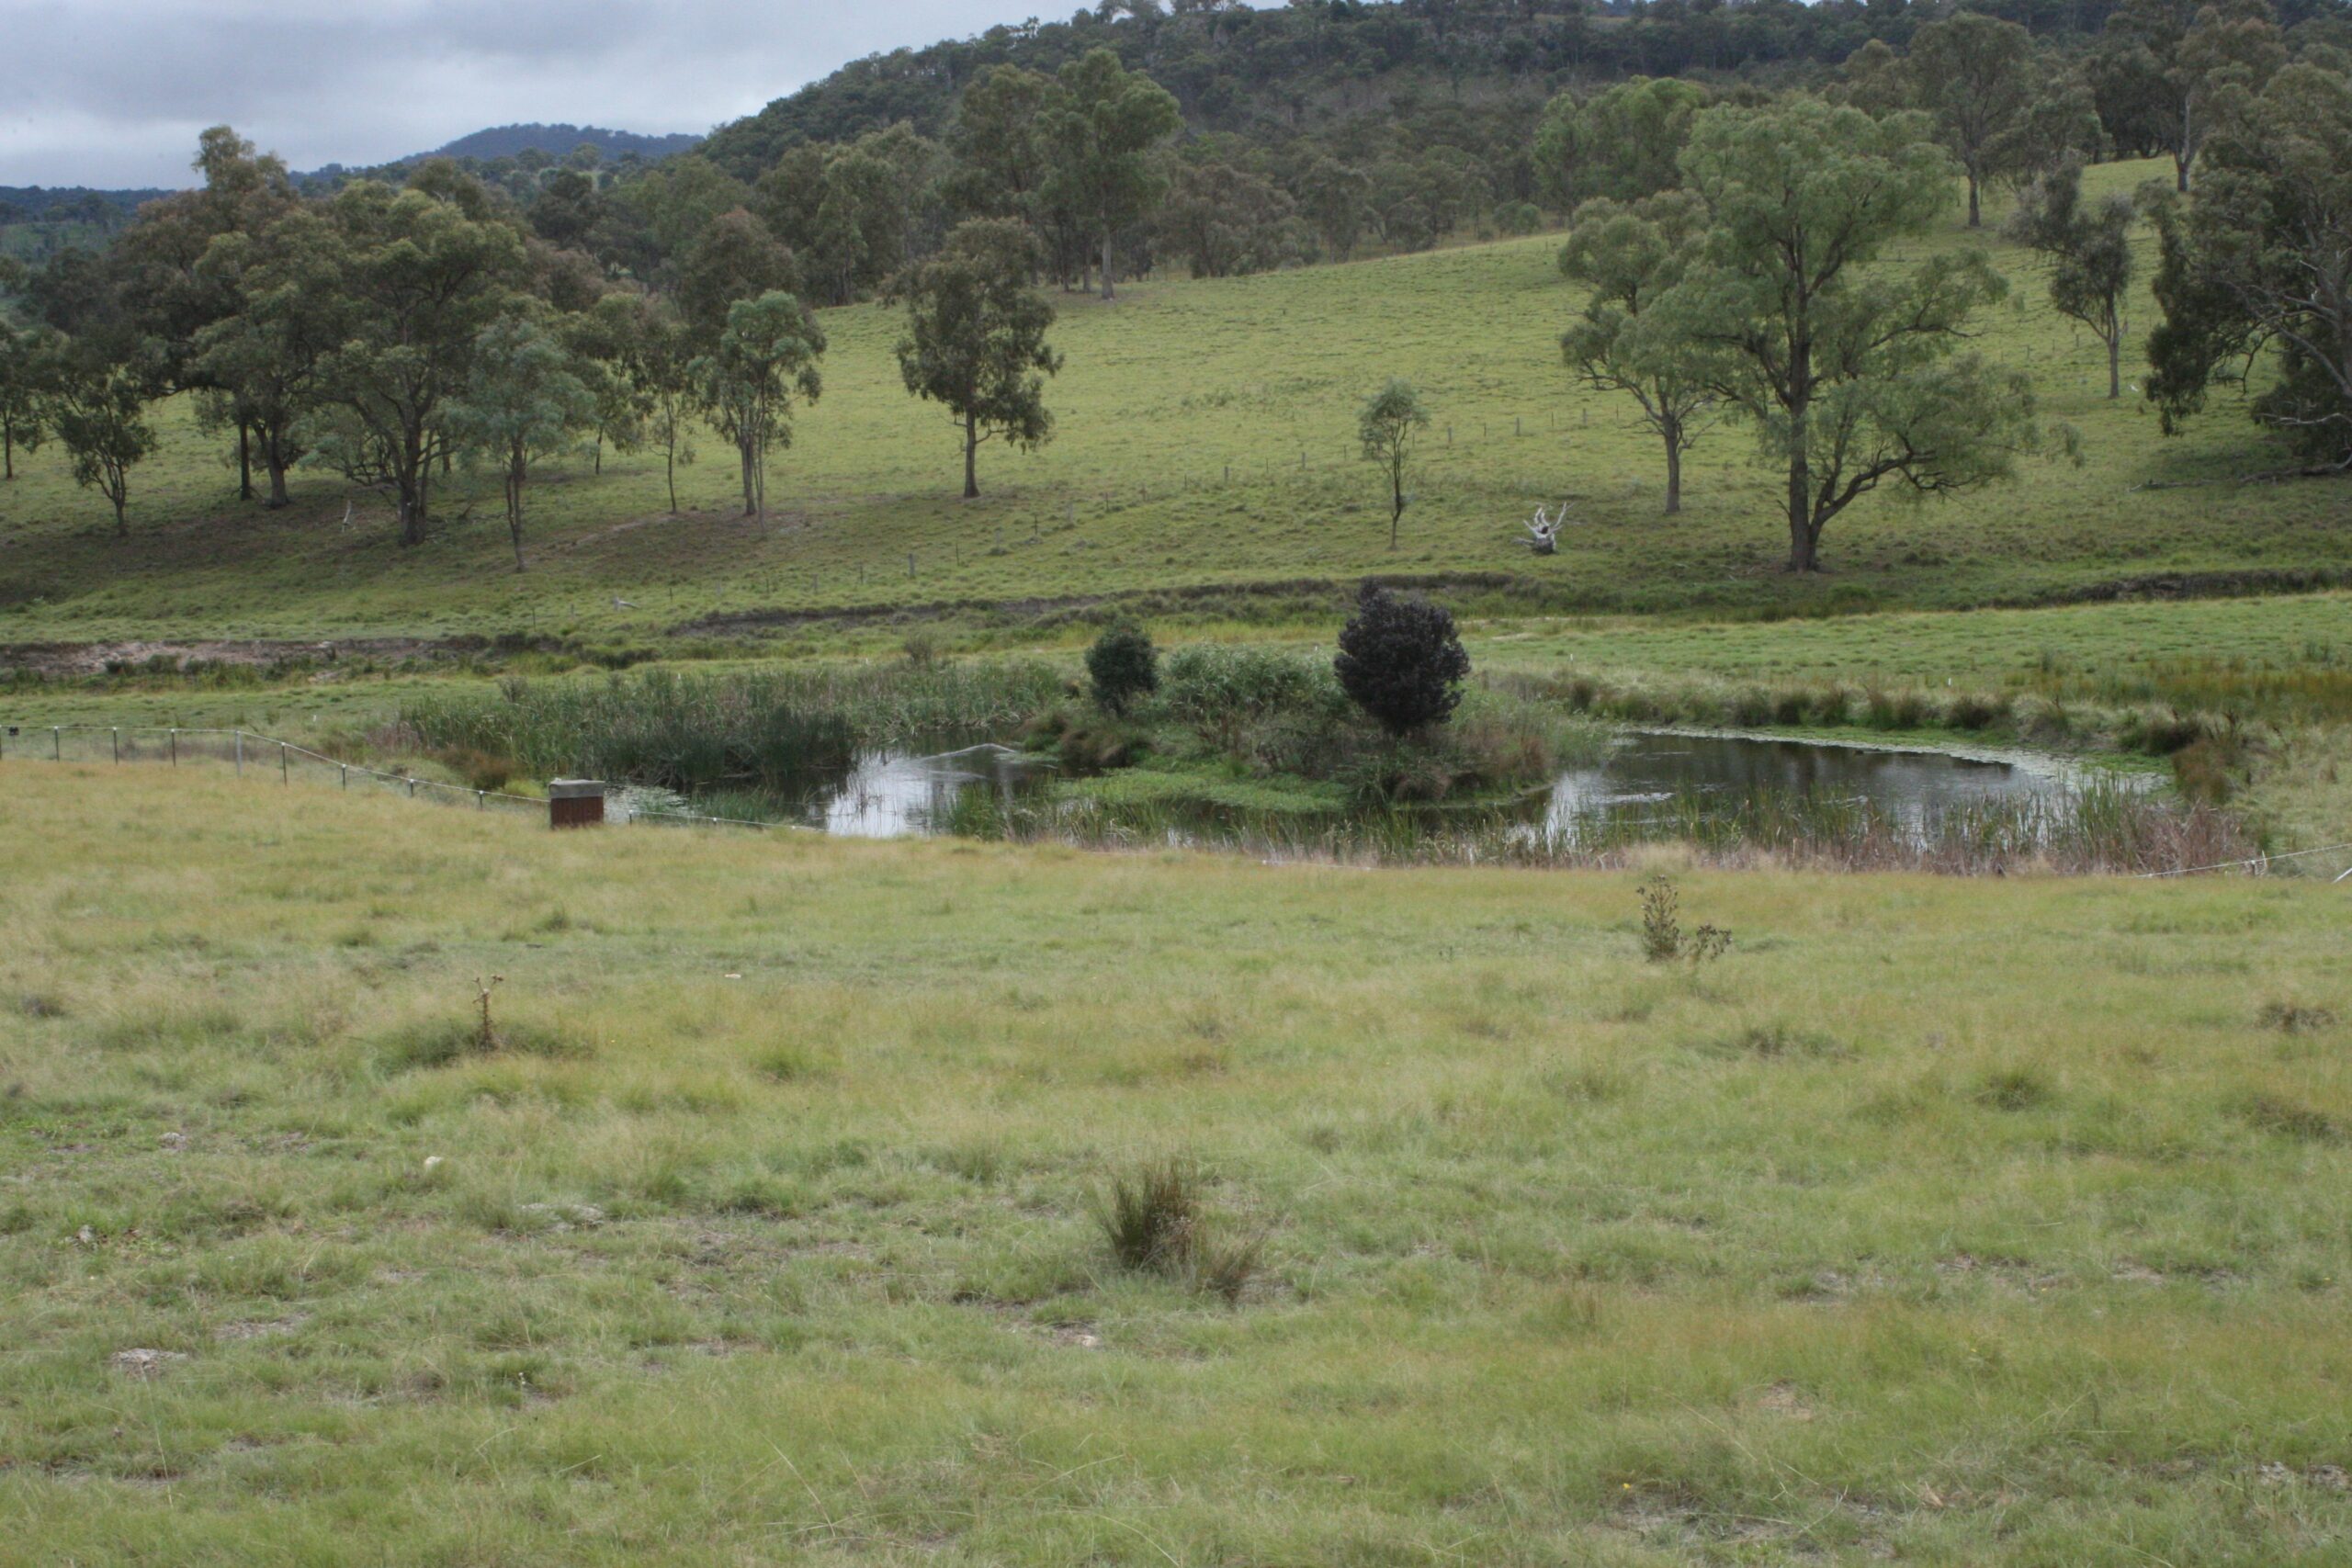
[[1334, 586, 1469, 737], [1086, 621, 1159, 716]]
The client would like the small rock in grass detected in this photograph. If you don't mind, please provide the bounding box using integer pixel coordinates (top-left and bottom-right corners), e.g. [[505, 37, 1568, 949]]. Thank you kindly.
[[110, 1348, 187, 1378]]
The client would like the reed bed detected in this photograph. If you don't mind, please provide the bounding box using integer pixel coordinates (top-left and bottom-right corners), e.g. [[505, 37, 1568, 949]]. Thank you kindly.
[[397, 660, 1066, 792]]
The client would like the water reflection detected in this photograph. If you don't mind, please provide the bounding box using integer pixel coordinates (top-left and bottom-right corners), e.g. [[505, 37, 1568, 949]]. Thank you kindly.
[[642, 728, 2103, 845], [817, 743, 1040, 837], [1540, 731, 2067, 843]]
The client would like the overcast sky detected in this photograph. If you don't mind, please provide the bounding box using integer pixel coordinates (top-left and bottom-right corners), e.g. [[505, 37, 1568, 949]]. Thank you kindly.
[[0, 1, 1073, 188]]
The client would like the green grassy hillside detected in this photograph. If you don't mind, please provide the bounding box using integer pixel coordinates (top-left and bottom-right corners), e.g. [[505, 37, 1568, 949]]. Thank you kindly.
[[3, 159, 2343, 646], [3, 762, 2348, 1563]]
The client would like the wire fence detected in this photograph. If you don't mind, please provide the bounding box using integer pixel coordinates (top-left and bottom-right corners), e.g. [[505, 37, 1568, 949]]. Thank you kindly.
[[0, 723, 798, 833]]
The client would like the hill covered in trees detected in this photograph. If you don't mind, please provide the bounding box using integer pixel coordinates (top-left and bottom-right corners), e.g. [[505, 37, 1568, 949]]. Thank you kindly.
[[423, 123, 702, 164]]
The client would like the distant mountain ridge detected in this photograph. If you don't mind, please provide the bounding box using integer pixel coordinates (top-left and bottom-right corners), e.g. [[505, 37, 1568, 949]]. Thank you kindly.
[[3, 124, 703, 216], [414, 122, 703, 164]]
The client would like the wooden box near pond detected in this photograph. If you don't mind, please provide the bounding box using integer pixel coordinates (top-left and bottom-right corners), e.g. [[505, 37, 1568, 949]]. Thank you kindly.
[[548, 780, 606, 829]]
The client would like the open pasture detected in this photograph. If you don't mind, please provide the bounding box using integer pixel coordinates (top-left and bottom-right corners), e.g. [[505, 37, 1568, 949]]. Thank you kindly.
[[1, 763, 2347, 1562]]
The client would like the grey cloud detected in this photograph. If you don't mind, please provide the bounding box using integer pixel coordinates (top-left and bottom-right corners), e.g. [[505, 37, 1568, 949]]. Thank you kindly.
[[0, 0, 1055, 186]]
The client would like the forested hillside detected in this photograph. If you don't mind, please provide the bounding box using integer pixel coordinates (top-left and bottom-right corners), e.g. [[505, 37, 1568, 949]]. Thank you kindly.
[[2, 0, 2347, 616]]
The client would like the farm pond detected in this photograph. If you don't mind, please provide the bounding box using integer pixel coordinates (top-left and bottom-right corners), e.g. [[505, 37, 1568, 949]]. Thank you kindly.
[[616, 729, 2125, 849]]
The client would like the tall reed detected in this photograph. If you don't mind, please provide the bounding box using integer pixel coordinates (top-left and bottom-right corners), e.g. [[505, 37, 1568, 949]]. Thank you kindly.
[[399, 662, 1065, 792]]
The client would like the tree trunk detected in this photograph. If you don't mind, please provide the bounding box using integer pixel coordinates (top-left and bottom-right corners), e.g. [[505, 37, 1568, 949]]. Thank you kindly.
[[2108, 331, 2121, 400], [397, 430, 429, 547], [237, 422, 253, 502], [3, 419, 12, 479], [1785, 394, 1817, 572], [741, 438, 759, 518], [1663, 429, 1682, 515], [507, 458, 527, 573], [963, 414, 979, 499], [111, 473, 129, 536], [1390, 468, 1403, 549], [266, 443, 290, 509], [593, 431, 604, 476], [1100, 232, 1115, 301], [1965, 171, 1981, 230], [665, 442, 678, 514]]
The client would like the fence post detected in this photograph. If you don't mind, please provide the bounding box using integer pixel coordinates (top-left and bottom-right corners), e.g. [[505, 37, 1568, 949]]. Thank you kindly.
[[408, 778, 416, 798], [341, 764, 348, 790], [280, 742, 288, 784], [52, 728, 61, 761], [235, 729, 243, 775], [113, 728, 119, 763], [170, 729, 177, 766], [478, 790, 486, 809]]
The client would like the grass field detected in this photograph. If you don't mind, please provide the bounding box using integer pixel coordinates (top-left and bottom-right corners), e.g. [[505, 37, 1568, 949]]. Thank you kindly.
[[3, 763, 2350, 1563], [4, 158, 2347, 647]]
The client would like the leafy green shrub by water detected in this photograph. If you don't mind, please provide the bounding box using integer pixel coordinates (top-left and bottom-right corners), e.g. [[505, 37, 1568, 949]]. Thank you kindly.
[[1334, 585, 1470, 737], [1085, 621, 1159, 716]]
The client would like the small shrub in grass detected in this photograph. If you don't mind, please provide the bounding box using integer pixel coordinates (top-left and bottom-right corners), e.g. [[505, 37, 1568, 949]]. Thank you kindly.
[[2259, 1001, 2338, 1034], [1086, 620, 1159, 716], [1864, 688, 1927, 730], [2237, 1093, 2343, 1143], [1334, 584, 1469, 737], [1090, 1156, 1262, 1303], [1092, 1156, 1198, 1271], [901, 630, 943, 669], [1637, 876, 1731, 966], [1944, 692, 2008, 731], [1972, 1066, 2052, 1111]]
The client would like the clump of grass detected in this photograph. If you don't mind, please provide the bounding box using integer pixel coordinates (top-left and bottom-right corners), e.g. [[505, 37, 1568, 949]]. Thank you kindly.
[[1973, 1066, 2053, 1111], [1089, 1156, 1263, 1304], [1716, 1023, 1846, 1059], [2259, 1001, 2339, 1034], [18, 993, 66, 1020], [2237, 1093, 2344, 1143]]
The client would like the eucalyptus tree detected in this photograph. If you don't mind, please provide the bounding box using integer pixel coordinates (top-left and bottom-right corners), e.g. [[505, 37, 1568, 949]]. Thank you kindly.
[[0, 321, 52, 480], [2008, 159, 2140, 400], [694, 291, 825, 519], [1532, 76, 1710, 209], [2095, 0, 2287, 191], [2144, 60, 2352, 466], [46, 347, 156, 535], [294, 179, 531, 546], [1654, 99, 2044, 573], [190, 205, 342, 507], [1907, 12, 2038, 228], [1558, 191, 1714, 514], [896, 219, 1061, 499], [447, 315, 595, 571], [1358, 379, 1430, 549], [1043, 48, 1182, 299]]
